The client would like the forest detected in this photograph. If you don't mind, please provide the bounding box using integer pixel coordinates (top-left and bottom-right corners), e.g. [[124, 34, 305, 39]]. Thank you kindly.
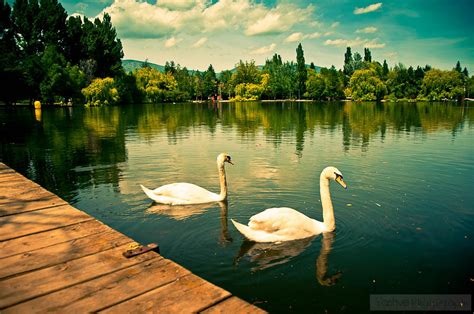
[[1, 0, 473, 106]]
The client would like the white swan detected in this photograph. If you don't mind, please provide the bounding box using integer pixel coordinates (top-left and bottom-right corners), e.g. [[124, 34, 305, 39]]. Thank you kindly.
[[140, 153, 233, 205], [231, 166, 347, 242]]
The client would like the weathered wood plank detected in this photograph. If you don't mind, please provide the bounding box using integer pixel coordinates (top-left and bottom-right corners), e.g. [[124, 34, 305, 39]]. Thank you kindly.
[[0, 172, 67, 216], [0, 205, 93, 241], [100, 273, 231, 313], [0, 220, 111, 259], [201, 296, 267, 314], [4, 258, 190, 313], [0, 230, 132, 279], [0, 244, 160, 309]]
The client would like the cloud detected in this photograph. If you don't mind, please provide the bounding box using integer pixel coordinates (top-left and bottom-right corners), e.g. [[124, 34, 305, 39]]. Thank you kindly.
[[192, 37, 208, 48], [331, 22, 340, 28], [100, 0, 314, 39], [285, 32, 304, 43], [356, 26, 378, 34], [324, 37, 385, 48], [157, 0, 200, 11], [250, 43, 276, 55], [164, 37, 181, 48], [285, 31, 326, 43], [354, 3, 382, 14], [244, 4, 314, 36]]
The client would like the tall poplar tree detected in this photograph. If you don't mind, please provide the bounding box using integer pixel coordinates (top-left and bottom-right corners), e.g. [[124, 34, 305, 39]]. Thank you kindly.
[[296, 43, 306, 99]]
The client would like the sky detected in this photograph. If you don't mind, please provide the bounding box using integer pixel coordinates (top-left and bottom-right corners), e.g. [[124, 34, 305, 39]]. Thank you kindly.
[[55, 0, 474, 71]]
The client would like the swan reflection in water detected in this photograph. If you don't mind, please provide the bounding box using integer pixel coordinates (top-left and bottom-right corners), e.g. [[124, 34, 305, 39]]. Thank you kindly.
[[145, 200, 232, 245], [234, 232, 341, 286]]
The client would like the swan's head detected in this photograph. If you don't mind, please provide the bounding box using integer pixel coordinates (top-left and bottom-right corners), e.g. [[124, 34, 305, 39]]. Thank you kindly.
[[323, 166, 347, 189], [217, 153, 234, 166]]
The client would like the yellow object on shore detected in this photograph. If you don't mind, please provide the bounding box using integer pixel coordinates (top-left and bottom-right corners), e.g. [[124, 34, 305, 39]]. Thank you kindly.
[[34, 100, 41, 109]]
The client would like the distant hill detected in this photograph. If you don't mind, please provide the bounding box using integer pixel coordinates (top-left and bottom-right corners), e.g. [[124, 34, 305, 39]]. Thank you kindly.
[[122, 59, 321, 74], [122, 59, 165, 73]]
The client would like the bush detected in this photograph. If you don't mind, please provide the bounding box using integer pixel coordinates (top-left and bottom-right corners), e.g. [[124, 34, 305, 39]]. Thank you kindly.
[[81, 77, 119, 106]]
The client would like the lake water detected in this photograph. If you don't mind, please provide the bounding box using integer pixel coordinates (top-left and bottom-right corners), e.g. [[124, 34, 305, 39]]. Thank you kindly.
[[1, 101, 473, 312]]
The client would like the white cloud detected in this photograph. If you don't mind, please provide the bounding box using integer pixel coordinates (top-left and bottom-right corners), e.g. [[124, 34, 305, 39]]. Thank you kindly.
[[307, 32, 322, 39], [285, 32, 304, 43], [100, 0, 314, 39], [244, 4, 314, 36], [250, 43, 276, 55], [157, 0, 201, 11], [323, 31, 333, 36], [356, 26, 378, 33], [164, 37, 181, 48], [365, 39, 386, 48], [354, 3, 382, 14], [331, 22, 340, 28], [324, 37, 385, 48], [192, 37, 208, 48]]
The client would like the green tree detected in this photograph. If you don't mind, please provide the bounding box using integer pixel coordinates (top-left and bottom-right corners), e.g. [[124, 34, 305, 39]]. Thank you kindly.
[[296, 43, 307, 99], [203, 64, 217, 98], [346, 69, 387, 101], [81, 77, 119, 106], [233, 60, 261, 85], [36, 0, 67, 49], [382, 59, 389, 79], [305, 69, 325, 100], [343, 47, 353, 76], [64, 15, 84, 64], [133, 67, 178, 103], [364, 48, 372, 62], [219, 70, 234, 99], [454, 61, 462, 73], [419, 69, 464, 101], [321, 66, 344, 100]]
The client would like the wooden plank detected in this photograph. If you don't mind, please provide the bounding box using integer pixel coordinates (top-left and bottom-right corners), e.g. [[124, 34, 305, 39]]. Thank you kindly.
[[202, 296, 267, 314], [0, 230, 132, 279], [0, 205, 93, 241], [4, 258, 190, 313], [0, 163, 15, 174], [100, 273, 231, 313], [0, 172, 67, 216], [0, 220, 111, 259], [0, 244, 160, 309]]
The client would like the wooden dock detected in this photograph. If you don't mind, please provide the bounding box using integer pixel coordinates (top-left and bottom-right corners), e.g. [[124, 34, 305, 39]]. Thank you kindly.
[[0, 162, 265, 313]]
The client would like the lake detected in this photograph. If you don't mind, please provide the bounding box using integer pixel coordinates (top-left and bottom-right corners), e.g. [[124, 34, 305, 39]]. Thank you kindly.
[[1, 101, 473, 312]]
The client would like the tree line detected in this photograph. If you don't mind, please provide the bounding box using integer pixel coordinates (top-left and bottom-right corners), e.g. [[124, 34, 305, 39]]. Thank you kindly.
[[1, 0, 472, 105]]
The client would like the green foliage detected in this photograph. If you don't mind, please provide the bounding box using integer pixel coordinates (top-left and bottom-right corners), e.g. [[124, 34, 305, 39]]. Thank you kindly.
[[343, 47, 353, 76], [419, 69, 464, 101], [133, 67, 178, 103], [364, 48, 372, 62], [203, 64, 217, 98], [347, 69, 387, 101], [296, 43, 307, 98], [81, 77, 119, 106], [305, 69, 325, 100], [233, 60, 261, 85]]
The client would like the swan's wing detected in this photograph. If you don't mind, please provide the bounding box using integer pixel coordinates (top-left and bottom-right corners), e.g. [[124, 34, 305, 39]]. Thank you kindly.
[[143, 183, 219, 204], [249, 207, 317, 235]]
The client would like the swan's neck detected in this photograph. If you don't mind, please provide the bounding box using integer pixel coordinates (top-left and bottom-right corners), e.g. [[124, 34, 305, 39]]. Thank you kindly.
[[320, 174, 335, 231], [218, 163, 228, 200]]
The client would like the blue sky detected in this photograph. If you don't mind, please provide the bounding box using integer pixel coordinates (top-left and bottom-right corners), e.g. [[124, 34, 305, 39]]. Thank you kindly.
[[41, 0, 474, 71]]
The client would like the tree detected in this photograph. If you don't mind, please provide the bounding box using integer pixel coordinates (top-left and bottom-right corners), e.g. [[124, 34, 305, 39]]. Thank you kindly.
[[382, 59, 389, 79], [81, 77, 119, 106], [219, 70, 233, 99], [305, 69, 325, 100], [296, 43, 307, 98], [203, 64, 217, 98], [64, 15, 85, 64], [164, 61, 176, 75], [321, 65, 345, 100], [36, 0, 68, 49], [454, 61, 462, 73], [419, 69, 464, 101], [462, 67, 469, 77], [133, 67, 178, 103], [353, 52, 363, 72], [343, 47, 353, 76], [310, 62, 316, 70], [233, 60, 261, 85], [364, 48, 372, 62], [0, 0, 25, 103], [82, 13, 123, 78], [346, 69, 387, 101]]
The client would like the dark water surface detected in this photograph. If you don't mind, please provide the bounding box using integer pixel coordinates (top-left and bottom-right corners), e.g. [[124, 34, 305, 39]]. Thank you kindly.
[[1, 102, 473, 312]]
